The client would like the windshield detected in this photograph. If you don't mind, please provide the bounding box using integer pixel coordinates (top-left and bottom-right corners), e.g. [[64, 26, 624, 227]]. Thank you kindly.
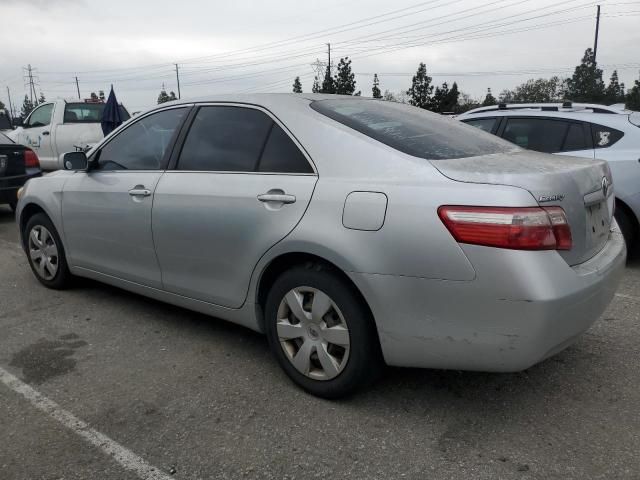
[[64, 103, 131, 123], [310, 99, 518, 160]]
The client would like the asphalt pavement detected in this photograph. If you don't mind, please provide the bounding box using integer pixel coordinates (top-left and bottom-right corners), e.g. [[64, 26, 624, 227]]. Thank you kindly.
[[1, 204, 639, 480]]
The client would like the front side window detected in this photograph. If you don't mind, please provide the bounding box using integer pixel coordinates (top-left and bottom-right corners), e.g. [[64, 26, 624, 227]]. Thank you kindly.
[[310, 99, 516, 160], [591, 123, 624, 149], [502, 118, 572, 153], [64, 103, 131, 123], [26, 103, 54, 128], [97, 107, 186, 171], [463, 117, 498, 133]]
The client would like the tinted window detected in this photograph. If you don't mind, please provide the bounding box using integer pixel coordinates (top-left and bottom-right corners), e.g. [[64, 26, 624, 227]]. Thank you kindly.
[[502, 118, 569, 153], [464, 118, 498, 133], [26, 104, 54, 128], [64, 103, 130, 123], [591, 123, 624, 149], [311, 99, 515, 160], [178, 106, 273, 171], [97, 107, 186, 171], [562, 123, 590, 152], [258, 123, 313, 173]]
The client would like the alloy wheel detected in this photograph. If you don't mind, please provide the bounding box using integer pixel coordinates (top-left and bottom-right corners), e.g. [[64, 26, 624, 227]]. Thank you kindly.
[[276, 287, 350, 380], [28, 225, 59, 281]]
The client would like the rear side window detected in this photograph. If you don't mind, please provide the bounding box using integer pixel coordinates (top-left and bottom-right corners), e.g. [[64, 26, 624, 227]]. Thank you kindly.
[[561, 123, 590, 152], [463, 118, 498, 133], [178, 106, 272, 172], [310, 99, 515, 160], [502, 118, 570, 153], [258, 123, 313, 173], [591, 123, 624, 148], [64, 103, 131, 123]]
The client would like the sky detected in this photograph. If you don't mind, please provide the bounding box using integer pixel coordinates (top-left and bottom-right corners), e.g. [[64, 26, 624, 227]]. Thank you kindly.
[[1, 0, 639, 113]]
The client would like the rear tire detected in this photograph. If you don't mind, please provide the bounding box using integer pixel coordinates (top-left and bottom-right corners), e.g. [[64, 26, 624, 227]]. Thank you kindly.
[[265, 263, 382, 399], [615, 208, 636, 252], [24, 213, 73, 289]]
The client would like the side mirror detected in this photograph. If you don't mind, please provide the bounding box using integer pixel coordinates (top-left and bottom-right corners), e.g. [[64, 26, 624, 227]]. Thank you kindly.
[[62, 151, 88, 171]]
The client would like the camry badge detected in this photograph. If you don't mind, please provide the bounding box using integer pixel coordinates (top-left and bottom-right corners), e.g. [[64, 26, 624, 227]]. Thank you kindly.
[[538, 194, 565, 202]]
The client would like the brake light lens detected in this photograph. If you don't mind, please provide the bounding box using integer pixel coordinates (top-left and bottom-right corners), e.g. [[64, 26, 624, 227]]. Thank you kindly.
[[24, 149, 40, 169], [438, 206, 572, 251]]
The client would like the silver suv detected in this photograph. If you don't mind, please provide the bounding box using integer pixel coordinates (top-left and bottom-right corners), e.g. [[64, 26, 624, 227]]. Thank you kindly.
[[458, 103, 640, 248]]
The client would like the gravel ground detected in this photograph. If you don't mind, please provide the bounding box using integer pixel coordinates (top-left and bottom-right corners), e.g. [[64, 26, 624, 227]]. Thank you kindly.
[[1, 204, 639, 480]]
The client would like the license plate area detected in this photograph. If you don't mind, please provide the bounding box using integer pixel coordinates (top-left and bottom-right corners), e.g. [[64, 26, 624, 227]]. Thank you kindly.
[[586, 202, 610, 243]]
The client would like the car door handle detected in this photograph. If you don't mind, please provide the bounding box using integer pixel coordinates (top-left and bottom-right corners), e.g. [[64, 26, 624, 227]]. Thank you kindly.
[[257, 193, 296, 204], [42, 131, 50, 136], [129, 188, 151, 197]]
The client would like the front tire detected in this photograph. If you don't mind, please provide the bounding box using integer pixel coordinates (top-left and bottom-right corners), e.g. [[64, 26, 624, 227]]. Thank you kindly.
[[265, 263, 382, 399], [24, 213, 73, 289]]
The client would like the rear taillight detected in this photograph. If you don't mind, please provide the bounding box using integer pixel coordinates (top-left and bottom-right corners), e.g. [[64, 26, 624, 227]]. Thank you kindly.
[[438, 206, 572, 251], [24, 149, 40, 169]]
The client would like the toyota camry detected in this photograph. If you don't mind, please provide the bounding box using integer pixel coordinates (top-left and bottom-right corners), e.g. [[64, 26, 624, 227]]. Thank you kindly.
[[15, 94, 626, 398]]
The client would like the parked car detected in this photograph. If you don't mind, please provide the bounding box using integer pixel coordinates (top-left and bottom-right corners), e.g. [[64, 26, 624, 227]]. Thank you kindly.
[[1, 131, 41, 211], [7, 99, 130, 170], [16, 94, 625, 398], [457, 103, 640, 248]]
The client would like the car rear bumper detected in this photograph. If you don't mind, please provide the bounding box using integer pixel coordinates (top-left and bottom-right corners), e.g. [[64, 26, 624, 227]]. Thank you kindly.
[[349, 228, 626, 371], [0, 171, 41, 204]]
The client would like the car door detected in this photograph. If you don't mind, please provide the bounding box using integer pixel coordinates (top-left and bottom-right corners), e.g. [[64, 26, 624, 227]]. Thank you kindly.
[[21, 103, 55, 168], [153, 104, 318, 308], [62, 105, 189, 288]]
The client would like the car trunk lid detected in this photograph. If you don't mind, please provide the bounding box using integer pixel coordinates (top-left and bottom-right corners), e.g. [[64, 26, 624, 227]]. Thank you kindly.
[[430, 150, 614, 265]]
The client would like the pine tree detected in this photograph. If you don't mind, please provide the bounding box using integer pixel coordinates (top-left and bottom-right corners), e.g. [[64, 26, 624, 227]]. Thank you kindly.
[[430, 82, 449, 112], [334, 57, 356, 95], [38, 92, 45, 105], [407, 62, 433, 109], [20, 95, 34, 119], [627, 79, 640, 111], [90, 92, 99, 102], [321, 65, 335, 94], [99, 90, 105, 102], [444, 82, 459, 112], [566, 48, 605, 103], [312, 76, 321, 93], [372, 74, 382, 99], [292, 76, 303, 93], [157, 88, 171, 104], [168, 91, 177, 101], [605, 70, 626, 104], [0, 100, 5, 110], [482, 88, 497, 106]]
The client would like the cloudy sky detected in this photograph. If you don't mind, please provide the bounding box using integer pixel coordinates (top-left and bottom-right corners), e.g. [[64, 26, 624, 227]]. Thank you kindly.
[[1, 0, 639, 112]]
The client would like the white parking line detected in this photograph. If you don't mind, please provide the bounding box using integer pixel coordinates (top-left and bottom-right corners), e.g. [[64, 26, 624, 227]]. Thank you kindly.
[[0, 367, 173, 480]]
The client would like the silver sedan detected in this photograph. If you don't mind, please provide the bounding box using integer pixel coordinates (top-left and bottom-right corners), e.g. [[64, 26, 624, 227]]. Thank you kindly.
[[15, 94, 626, 398]]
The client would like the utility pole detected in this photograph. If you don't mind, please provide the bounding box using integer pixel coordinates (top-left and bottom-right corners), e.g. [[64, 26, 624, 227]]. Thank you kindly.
[[593, 5, 601, 63], [327, 43, 331, 74], [75, 76, 81, 100], [175, 64, 181, 99], [26, 64, 36, 105], [6, 86, 14, 120]]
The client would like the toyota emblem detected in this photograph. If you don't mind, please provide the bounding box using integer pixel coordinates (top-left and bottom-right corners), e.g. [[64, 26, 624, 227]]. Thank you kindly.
[[601, 177, 609, 198]]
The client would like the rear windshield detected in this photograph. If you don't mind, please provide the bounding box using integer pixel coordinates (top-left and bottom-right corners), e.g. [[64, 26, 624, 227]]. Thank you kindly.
[[310, 99, 517, 160], [64, 103, 131, 124]]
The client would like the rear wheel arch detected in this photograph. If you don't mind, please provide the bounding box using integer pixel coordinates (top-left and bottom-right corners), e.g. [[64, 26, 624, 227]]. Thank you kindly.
[[255, 252, 379, 338], [615, 197, 638, 248]]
